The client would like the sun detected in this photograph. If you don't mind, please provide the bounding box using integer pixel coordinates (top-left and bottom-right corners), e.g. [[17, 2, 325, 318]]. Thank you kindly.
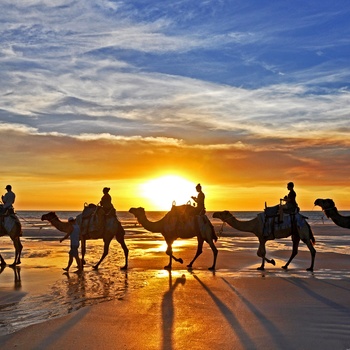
[[140, 175, 195, 210]]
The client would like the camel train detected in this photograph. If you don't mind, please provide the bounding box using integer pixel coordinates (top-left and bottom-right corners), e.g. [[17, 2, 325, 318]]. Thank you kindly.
[[2, 197, 350, 271]]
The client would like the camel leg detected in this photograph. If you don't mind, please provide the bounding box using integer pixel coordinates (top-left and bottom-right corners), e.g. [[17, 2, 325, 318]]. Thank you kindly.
[[165, 241, 183, 270], [187, 237, 204, 269], [303, 238, 316, 272], [81, 238, 87, 265], [282, 235, 300, 270], [304, 223, 316, 271], [116, 234, 129, 270], [202, 238, 218, 271], [257, 239, 275, 270], [16, 238, 23, 265], [9, 237, 22, 267], [93, 237, 112, 270]]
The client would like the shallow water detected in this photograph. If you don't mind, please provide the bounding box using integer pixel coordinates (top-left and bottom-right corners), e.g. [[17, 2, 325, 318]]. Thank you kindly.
[[0, 238, 149, 336]]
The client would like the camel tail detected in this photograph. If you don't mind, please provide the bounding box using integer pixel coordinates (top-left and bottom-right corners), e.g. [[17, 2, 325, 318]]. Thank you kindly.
[[116, 220, 126, 238], [209, 221, 218, 242]]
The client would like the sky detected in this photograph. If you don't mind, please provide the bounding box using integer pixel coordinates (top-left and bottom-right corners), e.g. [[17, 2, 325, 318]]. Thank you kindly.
[[1, 0, 350, 211]]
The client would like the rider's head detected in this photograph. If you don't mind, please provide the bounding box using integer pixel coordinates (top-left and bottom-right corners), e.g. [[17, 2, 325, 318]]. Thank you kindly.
[[103, 187, 110, 194], [196, 183, 202, 192], [5, 185, 11, 191], [287, 182, 294, 189]]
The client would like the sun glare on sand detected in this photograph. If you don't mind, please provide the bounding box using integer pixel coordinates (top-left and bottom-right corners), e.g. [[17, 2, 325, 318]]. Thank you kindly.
[[140, 175, 195, 210]]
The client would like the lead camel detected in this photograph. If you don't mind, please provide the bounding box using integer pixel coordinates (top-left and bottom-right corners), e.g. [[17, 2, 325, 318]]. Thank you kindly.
[[213, 210, 316, 271]]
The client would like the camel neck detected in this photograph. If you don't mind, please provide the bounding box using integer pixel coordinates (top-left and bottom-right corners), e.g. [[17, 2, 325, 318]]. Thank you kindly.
[[137, 214, 165, 233], [51, 217, 73, 234], [327, 208, 350, 229], [226, 215, 257, 233]]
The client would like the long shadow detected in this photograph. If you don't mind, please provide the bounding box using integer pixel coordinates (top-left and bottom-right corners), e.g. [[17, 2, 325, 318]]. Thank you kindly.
[[161, 271, 186, 350], [220, 277, 289, 349], [282, 277, 350, 314], [35, 307, 91, 349], [317, 278, 350, 292], [192, 274, 257, 349]]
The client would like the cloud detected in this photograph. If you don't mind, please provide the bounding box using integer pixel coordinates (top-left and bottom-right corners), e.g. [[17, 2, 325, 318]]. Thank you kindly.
[[1, 1, 350, 209]]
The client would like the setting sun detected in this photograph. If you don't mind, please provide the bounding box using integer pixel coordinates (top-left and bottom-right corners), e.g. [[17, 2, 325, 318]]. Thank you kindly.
[[140, 175, 196, 210]]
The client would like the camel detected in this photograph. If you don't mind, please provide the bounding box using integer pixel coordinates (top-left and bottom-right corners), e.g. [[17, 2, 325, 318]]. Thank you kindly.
[[129, 206, 218, 270], [212, 210, 316, 271], [0, 210, 22, 266], [314, 199, 350, 229], [41, 210, 128, 270]]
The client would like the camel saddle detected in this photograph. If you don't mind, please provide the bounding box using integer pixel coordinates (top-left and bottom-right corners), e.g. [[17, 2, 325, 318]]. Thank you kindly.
[[168, 204, 215, 240], [0, 213, 22, 238], [261, 203, 299, 237], [170, 203, 197, 217], [80, 204, 106, 238]]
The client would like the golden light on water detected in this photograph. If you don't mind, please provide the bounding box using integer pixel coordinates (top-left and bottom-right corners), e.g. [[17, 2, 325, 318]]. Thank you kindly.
[[158, 239, 188, 252]]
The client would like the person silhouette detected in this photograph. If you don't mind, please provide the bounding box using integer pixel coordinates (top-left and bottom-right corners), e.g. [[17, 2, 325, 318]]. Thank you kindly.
[[1, 185, 15, 214], [60, 217, 82, 273], [100, 187, 115, 215], [282, 182, 299, 213], [191, 183, 206, 215]]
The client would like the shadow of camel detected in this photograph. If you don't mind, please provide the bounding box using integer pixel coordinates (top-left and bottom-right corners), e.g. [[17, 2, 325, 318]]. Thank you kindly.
[[161, 271, 186, 350]]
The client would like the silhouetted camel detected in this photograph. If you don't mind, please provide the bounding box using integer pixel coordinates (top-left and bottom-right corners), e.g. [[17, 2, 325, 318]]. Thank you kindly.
[[0, 208, 22, 266], [41, 211, 128, 269], [213, 210, 316, 271], [129, 206, 218, 270], [315, 198, 350, 229]]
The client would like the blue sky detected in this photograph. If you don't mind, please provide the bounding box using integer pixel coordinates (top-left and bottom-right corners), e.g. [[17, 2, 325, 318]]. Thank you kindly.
[[1, 0, 350, 210]]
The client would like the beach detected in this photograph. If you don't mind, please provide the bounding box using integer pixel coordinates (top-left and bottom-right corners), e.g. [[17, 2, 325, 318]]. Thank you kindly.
[[1, 215, 350, 349]]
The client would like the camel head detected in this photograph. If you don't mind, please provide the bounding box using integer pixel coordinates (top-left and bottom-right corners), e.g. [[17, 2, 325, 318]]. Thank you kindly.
[[314, 199, 335, 218], [212, 210, 232, 222], [129, 207, 146, 222], [41, 212, 58, 222]]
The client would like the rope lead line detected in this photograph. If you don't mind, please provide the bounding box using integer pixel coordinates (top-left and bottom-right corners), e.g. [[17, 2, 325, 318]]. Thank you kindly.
[[218, 221, 226, 238]]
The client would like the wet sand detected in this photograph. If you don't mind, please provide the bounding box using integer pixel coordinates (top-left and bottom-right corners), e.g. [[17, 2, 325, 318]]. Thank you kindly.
[[1, 223, 350, 349]]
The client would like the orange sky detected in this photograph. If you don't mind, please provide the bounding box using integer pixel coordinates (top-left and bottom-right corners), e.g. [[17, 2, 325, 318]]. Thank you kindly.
[[2, 128, 350, 212]]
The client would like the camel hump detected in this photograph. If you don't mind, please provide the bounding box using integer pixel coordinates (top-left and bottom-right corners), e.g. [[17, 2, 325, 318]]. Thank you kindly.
[[81, 205, 105, 236], [170, 204, 197, 217]]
